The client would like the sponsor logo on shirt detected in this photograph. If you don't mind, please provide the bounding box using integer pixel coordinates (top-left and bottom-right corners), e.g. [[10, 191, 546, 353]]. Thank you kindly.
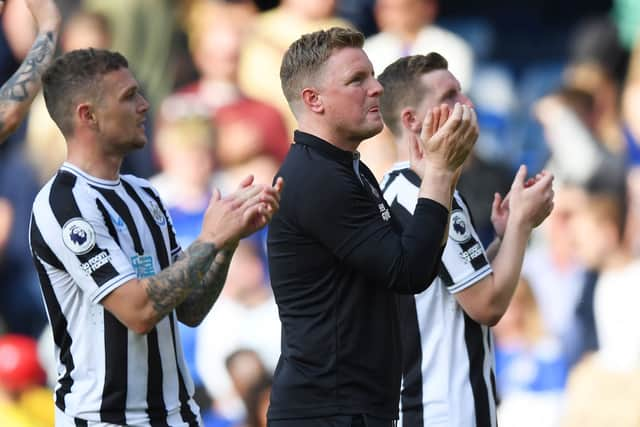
[[80, 250, 111, 275], [449, 210, 471, 243], [131, 254, 155, 278], [109, 213, 126, 231], [459, 243, 483, 263], [62, 218, 96, 255]]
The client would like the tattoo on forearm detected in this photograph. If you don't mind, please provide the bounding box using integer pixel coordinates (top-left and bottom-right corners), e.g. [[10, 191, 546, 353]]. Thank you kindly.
[[177, 247, 235, 325], [145, 241, 218, 320], [0, 32, 56, 135]]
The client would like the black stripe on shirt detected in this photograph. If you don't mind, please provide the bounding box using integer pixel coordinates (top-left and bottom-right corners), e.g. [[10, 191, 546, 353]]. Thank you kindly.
[[146, 328, 169, 427], [30, 214, 64, 270], [142, 187, 180, 255], [463, 312, 491, 427], [398, 294, 424, 426], [100, 311, 128, 425], [122, 180, 169, 269], [50, 171, 120, 286], [96, 198, 120, 247], [92, 186, 144, 255], [30, 239, 75, 411], [74, 418, 88, 427], [169, 313, 199, 426], [487, 333, 498, 406], [438, 263, 455, 287]]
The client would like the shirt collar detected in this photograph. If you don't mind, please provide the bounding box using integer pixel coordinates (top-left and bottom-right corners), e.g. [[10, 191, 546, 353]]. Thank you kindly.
[[294, 130, 358, 165]]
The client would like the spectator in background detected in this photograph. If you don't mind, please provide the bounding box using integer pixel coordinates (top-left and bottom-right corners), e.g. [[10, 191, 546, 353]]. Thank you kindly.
[[364, 0, 473, 91], [565, 16, 628, 155], [196, 239, 280, 422], [493, 278, 568, 427], [562, 191, 640, 427], [237, 0, 352, 134], [0, 0, 59, 143], [521, 184, 591, 367], [0, 0, 60, 338], [162, 1, 290, 171], [0, 334, 53, 427], [242, 372, 272, 427]]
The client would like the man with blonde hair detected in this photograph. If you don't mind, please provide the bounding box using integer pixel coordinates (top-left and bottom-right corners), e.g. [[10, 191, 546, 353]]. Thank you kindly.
[[267, 27, 478, 426]]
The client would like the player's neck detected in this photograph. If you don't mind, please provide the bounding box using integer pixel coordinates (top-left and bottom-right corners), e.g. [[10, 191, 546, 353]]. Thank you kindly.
[[66, 143, 122, 181]]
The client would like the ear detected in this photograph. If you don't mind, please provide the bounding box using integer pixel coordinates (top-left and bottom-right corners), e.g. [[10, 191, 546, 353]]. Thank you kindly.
[[76, 103, 97, 130], [400, 107, 420, 133], [301, 87, 324, 113]]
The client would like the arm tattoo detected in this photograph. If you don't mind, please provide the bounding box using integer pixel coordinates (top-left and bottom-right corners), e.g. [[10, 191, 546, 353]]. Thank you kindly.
[[0, 31, 56, 140], [144, 240, 219, 321], [176, 246, 236, 326]]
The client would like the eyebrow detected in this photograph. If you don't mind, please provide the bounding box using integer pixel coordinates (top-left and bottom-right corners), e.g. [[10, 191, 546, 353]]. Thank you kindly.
[[438, 88, 457, 102], [119, 85, 138, 99]]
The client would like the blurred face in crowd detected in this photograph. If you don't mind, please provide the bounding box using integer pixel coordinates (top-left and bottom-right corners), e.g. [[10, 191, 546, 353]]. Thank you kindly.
[[284, 0, 336, 20], [93, 68, 150, 154], [570, 207, 618, 270], [194, 21, 242, 82], [313, 47, 384, 144], [62, 15, 111, 52], [156, 118, 216, 192], [375, 0, 436, 36]]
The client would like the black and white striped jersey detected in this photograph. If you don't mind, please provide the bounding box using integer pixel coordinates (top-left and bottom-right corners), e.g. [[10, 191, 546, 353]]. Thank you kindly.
[[29, 162, 201, 426], [381, 162, 498, 427]]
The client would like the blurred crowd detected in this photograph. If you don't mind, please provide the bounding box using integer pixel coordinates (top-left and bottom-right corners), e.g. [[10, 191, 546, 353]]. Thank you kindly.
[[2, 0, 640, 425]]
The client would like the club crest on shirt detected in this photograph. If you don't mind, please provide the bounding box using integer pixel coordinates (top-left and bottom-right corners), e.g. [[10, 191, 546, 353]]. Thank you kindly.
[[148, 199, 166, 226], [62, 218, 96, 255], [449, 210, 471, 243]]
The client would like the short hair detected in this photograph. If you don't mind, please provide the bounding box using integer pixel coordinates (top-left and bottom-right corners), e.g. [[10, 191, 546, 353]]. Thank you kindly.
[[377, 53, 448, 135], [280, 27, 365, 111], [42, 48, 128, 136]]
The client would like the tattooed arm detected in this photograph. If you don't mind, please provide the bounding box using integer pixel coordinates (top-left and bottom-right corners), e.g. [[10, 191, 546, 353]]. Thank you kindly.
[[101, 179, 282, 334], [176, 243, 238, 326], [102, 239, 221, 335], [0, 0, 59, 143]]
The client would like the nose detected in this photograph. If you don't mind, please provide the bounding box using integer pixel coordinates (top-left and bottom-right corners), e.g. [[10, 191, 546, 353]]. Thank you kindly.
[[369, 77, 384, 97], [138, 95, 150, 114]]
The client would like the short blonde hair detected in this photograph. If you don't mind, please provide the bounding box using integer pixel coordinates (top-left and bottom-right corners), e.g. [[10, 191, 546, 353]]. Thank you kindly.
[[280, 27, 364, 109]]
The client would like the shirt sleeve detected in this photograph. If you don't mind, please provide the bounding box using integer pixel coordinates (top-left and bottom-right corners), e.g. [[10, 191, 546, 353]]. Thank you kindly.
[[30, 186, 137, 305], [298, 168, 448, 294], [438, 201, 492, 294]]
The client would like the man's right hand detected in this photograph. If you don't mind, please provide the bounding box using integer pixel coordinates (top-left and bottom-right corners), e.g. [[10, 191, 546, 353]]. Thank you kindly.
[[24, 0, 61, 34], [507, 165, 554, 230], [198, 176, 283, 249], [419, 102, 478, 174]]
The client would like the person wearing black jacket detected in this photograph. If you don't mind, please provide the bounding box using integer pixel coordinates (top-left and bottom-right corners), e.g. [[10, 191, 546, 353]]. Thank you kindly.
[[267, 27, 478, 426]]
